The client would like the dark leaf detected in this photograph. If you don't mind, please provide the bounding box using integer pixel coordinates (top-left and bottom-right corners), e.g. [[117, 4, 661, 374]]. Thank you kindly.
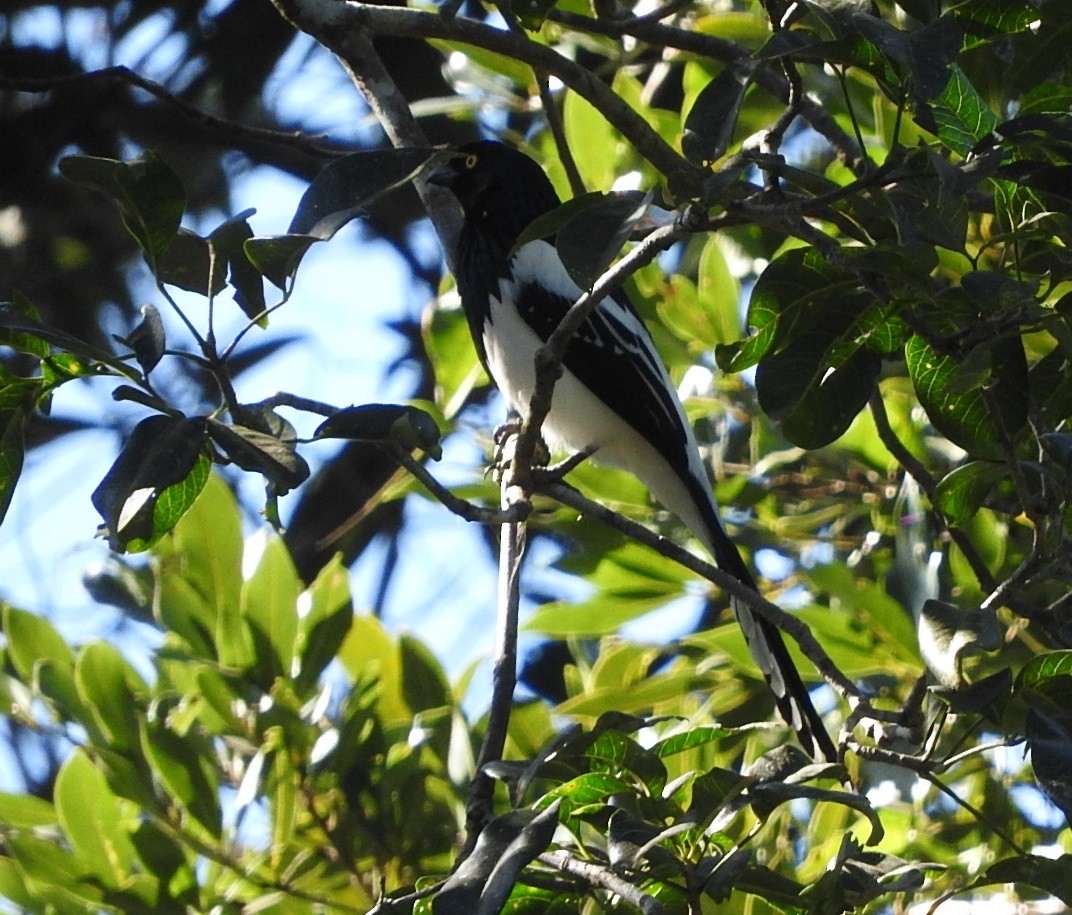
[[91, 415, 209, 551], [243, 234, 319, 291], [1000, 162, 1072, 206], [155, 228, 224, 296], [699, 848, 752, 903], [209, 209, 267, 322], [933, 668, 1013, 715], [904, 14, 963, 100], [58, 152, 185, 266], [725, 249, 884, 448], [111, 385, 172, 412], [0, 406, 27, 527], [983, 854, 1072, 904], [289, 147, 438, 238], [123, 304, 166, 373], [225, 337, 302, 380], [681, 58, 763, 166], [607, 810, 677, 870], [140, 719, 222, 838], [934, 461, 1010, 522], [206, 419, 310, 492], [314, 403, 442, 459], [0, 303, 120, 367], [555, 191, 653, 292]]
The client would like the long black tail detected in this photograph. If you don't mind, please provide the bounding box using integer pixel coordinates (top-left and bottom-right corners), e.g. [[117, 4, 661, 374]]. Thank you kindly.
[[692, 483, 838, 763]]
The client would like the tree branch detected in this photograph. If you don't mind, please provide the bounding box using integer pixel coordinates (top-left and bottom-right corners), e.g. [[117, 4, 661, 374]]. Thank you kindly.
[[270, 0, 691, 178], [461, 439, 529, 858], [539, 850, 664, 915]]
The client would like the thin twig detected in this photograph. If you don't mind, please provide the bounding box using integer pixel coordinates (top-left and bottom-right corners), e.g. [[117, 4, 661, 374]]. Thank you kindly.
[[390, 445, 530, 526], [539, 77, 586, 198]]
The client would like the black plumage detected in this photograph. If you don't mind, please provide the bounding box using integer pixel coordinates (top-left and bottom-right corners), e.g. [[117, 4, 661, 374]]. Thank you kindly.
[[430, 140, 836, 763]]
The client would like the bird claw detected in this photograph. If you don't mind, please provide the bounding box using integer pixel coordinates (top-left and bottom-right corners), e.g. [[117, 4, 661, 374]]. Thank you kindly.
[[489, 418, 551, 482]]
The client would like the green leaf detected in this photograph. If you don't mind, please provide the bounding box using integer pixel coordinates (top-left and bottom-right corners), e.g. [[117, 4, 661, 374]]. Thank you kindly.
[[905, 334, 1028, 459], [337, 614, 408, 725], [0, 292, 49, 359], [399, 634, 451, 714], [954, 0, 1040, 49], [1017, 651, 1072, 689], [541, 772, 634, 820], [54, 749, 137, 887], [74, 640, 147, 753], [91, 414, 210, 551], [293, 555, 353, 694], [920, 64, 999, 156], [140, 719, 222, 837], [934, 461, 1010, 522], [0, 792, 59, 829], [652, 726, 733, 758], [241, 533, 301, 685], [3, 833, 100, 909], [1, 604, 75, 682], [0, 405, 27, 528], [0, 301, 122, 366], [243, 234, 319, 291], [59, 152, 185, 267]]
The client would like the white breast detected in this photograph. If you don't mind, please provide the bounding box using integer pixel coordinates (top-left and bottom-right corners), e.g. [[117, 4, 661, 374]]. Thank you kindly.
[[481, 242, 720, 553]]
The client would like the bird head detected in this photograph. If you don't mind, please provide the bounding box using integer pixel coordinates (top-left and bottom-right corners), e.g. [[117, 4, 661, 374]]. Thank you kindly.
[[428, 141, 560, 241]]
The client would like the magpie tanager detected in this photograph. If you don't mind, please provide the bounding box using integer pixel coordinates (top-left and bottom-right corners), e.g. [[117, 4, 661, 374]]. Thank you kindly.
[[430, 140, 837, 763]]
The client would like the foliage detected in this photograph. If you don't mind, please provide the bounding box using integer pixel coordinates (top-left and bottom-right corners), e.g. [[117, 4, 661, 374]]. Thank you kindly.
[[2, 0, 1072, 912]]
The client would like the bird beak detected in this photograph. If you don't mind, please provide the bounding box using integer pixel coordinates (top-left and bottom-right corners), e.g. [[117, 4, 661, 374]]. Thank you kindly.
[[425, 155, 461, 190]]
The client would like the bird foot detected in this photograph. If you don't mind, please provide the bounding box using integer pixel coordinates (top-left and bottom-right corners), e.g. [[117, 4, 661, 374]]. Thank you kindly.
[[490, 417, 550, 482]]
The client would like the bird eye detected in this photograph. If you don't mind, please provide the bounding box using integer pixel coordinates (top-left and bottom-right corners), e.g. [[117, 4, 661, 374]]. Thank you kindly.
[[464, 153, 478, 169]]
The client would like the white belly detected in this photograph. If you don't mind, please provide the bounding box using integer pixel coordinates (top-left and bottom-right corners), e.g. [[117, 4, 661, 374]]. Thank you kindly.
[[482, 297, 717, 553]]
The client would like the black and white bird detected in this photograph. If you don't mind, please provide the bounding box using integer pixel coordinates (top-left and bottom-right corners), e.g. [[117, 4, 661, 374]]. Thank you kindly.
[[430, 140, 836, 763]]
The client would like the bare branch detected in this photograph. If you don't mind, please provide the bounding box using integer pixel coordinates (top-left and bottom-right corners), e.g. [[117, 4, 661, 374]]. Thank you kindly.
[[270, 0, 691, 178]]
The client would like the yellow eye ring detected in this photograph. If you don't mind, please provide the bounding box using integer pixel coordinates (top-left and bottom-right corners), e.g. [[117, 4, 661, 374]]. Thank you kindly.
[[464, 153, 478, 169]]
